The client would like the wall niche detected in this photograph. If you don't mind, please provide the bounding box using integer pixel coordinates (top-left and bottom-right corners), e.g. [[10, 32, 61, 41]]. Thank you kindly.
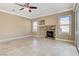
[[39, 20, 45, 25]]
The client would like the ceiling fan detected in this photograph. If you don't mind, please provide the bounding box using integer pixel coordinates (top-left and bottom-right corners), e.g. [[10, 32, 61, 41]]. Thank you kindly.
[[15, 3, 37, 12]]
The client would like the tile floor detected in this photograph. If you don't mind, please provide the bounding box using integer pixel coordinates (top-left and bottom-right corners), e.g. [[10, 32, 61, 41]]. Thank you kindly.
[[0, 36, 78, 56]]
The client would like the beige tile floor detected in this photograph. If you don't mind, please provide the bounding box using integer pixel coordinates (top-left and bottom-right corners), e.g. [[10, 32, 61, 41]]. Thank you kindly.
[[0, 36, 78, 56]]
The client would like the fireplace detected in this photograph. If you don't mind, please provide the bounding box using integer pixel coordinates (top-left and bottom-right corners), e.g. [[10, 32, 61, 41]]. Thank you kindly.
[[39, 25, 55, 39], [46, 31, 55, 39]]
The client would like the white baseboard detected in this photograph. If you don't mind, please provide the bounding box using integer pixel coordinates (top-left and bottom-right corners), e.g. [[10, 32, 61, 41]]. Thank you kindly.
[[55, 38, 74, 43], [0, 35, 32, 42]]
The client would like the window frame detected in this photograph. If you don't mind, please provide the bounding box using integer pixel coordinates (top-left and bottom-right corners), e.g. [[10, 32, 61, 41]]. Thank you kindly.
[[58, 15, 72, 35]]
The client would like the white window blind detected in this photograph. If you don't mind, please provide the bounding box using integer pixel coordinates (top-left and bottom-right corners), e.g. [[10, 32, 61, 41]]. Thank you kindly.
[[59, 16, 71, 34]]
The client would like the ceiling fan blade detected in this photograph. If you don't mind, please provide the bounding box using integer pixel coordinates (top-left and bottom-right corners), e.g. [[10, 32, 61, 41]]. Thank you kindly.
[[29, 10, 31, 12], [24, 3, 27, 7], [15, 3, 24, 7], [20, 8, 24, 10], [29, 7, 37, 9]]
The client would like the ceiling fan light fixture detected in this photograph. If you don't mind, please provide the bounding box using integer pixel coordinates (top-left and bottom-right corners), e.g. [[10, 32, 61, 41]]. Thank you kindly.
[[24, 8, 26, 10], [15, 3, 37, 12], [26, 8, 30, 11]]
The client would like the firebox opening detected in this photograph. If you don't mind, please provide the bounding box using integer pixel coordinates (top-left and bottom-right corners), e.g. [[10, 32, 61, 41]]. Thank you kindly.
[[46, 31, 54, 39]]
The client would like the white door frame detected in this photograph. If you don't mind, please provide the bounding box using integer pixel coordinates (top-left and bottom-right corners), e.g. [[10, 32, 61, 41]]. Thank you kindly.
[[75, 3, 79, 53]]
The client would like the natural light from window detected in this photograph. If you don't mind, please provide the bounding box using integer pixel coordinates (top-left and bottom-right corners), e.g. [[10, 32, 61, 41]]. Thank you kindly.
[[32, 21, 38, 32], [59, 16, 71, 33]]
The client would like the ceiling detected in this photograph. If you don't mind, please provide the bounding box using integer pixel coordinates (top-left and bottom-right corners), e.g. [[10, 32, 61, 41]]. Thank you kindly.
[[0, 3, 74, 19]]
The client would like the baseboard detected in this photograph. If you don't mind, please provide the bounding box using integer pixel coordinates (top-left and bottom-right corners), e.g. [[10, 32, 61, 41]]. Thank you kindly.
[[0, 35, 32, 42], [55, 38, 74, 43]]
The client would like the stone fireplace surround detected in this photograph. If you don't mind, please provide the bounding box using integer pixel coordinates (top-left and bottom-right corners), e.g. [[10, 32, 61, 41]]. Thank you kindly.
[[39, 25, 56, 39]]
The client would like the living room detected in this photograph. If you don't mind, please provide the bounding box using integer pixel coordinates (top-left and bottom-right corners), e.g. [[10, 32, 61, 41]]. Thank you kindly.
[[0, 3, 78, 56]]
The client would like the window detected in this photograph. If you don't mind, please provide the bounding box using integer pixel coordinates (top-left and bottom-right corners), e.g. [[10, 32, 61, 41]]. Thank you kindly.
[[59, 16, 71, 34], [32, 21, 38, 32]]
